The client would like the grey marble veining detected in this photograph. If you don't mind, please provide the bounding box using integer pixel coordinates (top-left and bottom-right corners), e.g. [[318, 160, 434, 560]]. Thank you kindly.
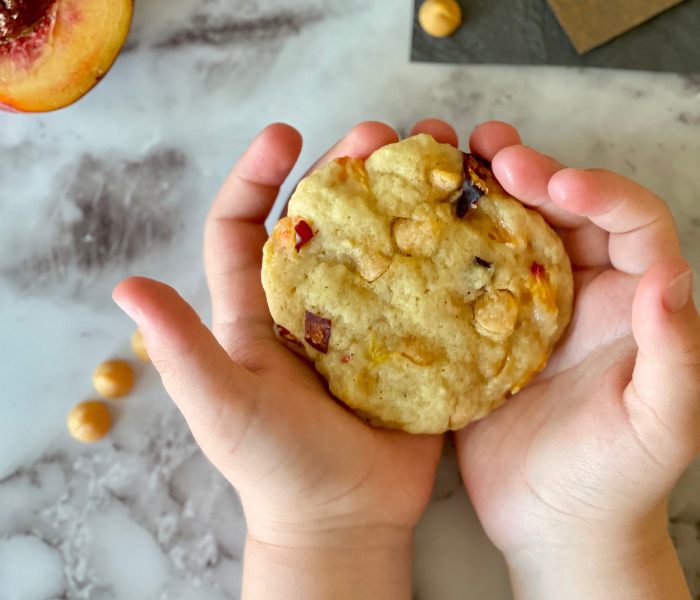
[[1, 0, 700, 598]]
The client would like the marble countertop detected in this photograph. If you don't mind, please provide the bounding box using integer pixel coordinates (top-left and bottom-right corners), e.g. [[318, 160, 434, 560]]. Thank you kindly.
[[2, 0, 700, 598]]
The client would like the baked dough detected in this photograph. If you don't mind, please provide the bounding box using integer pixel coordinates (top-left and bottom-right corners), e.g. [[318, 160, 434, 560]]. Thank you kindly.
[[262, 134, 573, 433]]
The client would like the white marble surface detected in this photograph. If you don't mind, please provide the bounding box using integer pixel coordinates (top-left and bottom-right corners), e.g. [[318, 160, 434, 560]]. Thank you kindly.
[[2, 0, 700, 598]]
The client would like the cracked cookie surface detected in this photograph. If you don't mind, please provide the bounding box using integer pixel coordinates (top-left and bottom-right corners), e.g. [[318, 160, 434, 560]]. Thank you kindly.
[[262, 134, 573, 433]]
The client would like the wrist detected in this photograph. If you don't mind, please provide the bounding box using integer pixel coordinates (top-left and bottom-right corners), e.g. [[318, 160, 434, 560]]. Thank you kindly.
[[504, 508, 690, 600], [242, 524, 414, 600]]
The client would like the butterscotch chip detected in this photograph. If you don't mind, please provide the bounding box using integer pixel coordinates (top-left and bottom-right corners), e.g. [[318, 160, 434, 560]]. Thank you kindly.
[[262, 134, 573, 433], [131, 330, 151, 362], [68, 401, 111, 443], [93, 360, 134, 399], [418, 0, 462, 38]]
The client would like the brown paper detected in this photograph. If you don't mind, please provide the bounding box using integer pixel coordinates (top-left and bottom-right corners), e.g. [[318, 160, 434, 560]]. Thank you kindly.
[[547, 0, 688, 54]]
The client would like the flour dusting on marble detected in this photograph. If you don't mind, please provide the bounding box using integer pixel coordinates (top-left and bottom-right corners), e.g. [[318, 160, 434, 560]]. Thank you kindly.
[[0, 407, 246, 600]]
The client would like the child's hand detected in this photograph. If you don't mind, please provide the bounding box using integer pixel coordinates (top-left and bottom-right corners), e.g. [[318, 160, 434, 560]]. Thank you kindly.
[[112, 121, 453, 599], [456, 121, 699, 599]]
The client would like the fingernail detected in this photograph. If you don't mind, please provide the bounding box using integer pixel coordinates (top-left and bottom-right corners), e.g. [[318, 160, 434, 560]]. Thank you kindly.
[[663, 269, 694, 313], [114, 300, 143, 324]]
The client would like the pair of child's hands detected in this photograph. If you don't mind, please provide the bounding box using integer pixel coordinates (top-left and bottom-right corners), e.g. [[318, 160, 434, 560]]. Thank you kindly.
[[113, 120, 700, 599]]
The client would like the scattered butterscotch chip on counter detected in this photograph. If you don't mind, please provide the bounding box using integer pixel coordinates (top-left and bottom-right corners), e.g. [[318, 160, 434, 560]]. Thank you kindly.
[[93, 360, 134, 399], [418, 0, 462, 38], [131, 330, 151, 362], [68, 401, 111, 443], [262, 134, 573, 433]]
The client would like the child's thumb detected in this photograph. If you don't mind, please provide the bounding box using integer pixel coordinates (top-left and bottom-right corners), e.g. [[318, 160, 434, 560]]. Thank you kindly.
[[628, 258, 700, 467], [112, 277, 258, 461]]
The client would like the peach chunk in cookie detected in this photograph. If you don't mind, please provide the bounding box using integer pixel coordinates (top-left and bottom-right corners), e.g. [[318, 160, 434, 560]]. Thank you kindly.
[[262, 134, 573, 433]]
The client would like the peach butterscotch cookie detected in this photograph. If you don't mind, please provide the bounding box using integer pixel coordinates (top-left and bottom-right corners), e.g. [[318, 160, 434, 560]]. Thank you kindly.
[[262, 134, 573, 433]]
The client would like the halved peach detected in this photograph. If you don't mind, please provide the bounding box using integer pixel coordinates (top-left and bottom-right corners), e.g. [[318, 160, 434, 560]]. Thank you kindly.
[[0, 0, 133, 112]]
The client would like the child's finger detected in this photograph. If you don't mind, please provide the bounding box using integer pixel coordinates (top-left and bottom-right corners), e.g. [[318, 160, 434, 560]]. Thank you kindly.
[[627, 258, 700, 467], [557, 222, 611, 269], [410, 118, 459, 147], [302, 121, 399, 175], [548, 169, 682, 275], [113, 277, 260, 456], [491, 145, 589, 230], [210, 123, 303, 225], [463, 123, 604, 268], [204, 124, 302, 361], [468, 121, 522, 161]]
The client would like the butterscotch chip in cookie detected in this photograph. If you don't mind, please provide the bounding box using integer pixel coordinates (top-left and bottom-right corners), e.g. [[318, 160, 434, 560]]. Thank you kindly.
[[262, 134, 573, 433]]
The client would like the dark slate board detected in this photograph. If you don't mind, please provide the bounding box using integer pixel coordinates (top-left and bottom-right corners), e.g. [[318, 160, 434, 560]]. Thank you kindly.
[[411, 0, 700, 73]]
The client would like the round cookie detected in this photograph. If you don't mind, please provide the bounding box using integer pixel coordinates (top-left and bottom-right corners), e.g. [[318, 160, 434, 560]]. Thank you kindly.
[[262, 134, 573, 434]]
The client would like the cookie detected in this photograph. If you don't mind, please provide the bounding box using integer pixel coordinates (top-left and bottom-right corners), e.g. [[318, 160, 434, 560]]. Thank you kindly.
[[262, 134, 573, 433]]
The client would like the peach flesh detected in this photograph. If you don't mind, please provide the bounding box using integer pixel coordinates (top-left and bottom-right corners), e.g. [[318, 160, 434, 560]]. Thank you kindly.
[[0, 0, 55, 40], [0, 0, 133, 112], [0, 7, 54, 71]]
